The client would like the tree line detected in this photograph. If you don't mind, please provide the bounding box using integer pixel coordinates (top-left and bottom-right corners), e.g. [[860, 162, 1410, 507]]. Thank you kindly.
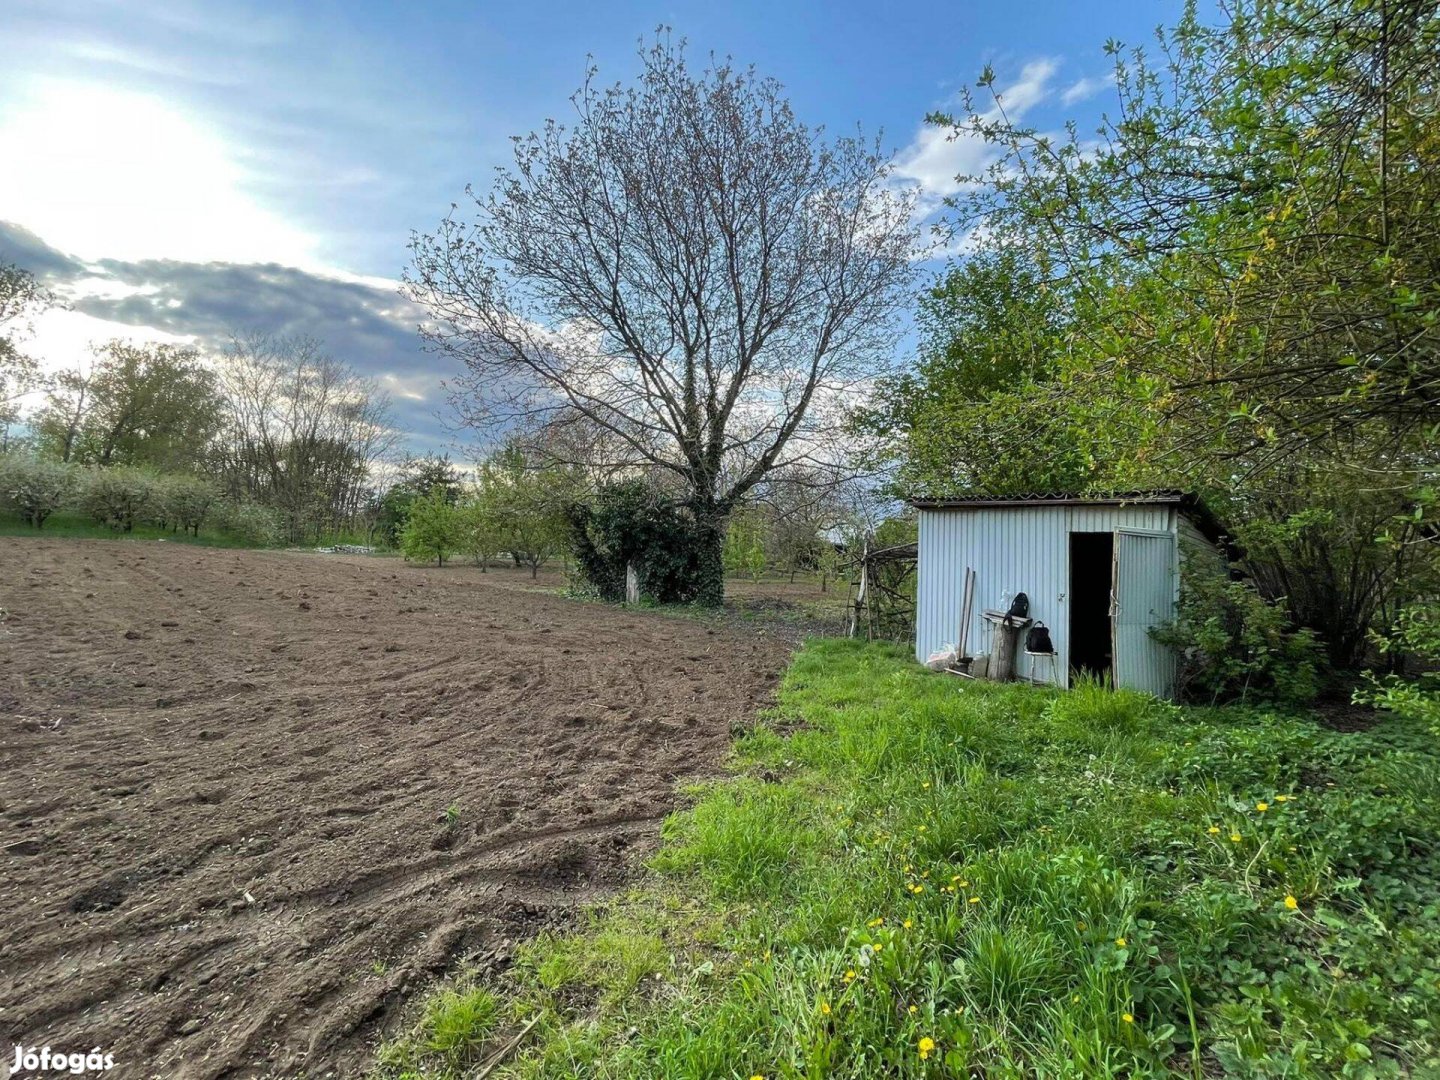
[[0, 302, 399, 545]]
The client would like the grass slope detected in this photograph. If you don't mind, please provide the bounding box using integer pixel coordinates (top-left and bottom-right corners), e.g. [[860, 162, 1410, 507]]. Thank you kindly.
[[380, 639, 1440, 1079]]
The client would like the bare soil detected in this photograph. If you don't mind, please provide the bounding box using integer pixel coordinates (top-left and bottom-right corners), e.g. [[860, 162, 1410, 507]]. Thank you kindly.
[[0, 540, 784, 1079]]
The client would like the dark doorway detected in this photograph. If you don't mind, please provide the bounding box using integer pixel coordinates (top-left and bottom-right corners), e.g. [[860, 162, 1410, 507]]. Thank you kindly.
[[1069, 532, 1114, 684]]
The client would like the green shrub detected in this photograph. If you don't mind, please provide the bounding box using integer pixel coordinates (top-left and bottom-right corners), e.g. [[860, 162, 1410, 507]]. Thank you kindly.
[[566, 480, 704, 603], [78, 467, 157, 532], [151, 474, 219, 536], [400, 486, 462, 566], [212, 498, 282, 546], [1152, 561, 1322, 705], [1357, 604, 1440, 736], [0, 454, 76, 527]]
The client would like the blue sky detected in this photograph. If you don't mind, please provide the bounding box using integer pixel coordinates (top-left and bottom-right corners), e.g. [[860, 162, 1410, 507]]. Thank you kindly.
[[0, 0, 1186, 454]]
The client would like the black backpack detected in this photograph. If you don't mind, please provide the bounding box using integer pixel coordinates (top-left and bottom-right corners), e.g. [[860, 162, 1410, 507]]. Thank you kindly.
[[1026, 621, 1053, 654], [1007, 592, 1030, 619]]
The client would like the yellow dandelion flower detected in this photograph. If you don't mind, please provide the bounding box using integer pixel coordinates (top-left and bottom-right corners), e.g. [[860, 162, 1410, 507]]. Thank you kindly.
[[1284, 895, 1298, 910], [820, 1001, 831, 1015], [918, 825, 928, 833], [918, 1036, 936, 1061], [968, 896, 980, 905], [1206, 826, 1220, 835], [1275, 794, 1289, 803], [751, 1075, 765, 1080], [908, 1004, 918, 1014], [844, 969, 857, 982], [873, 942, 884, 952], [1115, 937, 1127, 947], [1256, 802, 1269, 812], [922, 782, 931, 789], [1122, 1013, 1134, 1024], [867, 917, 884, 927], [903, 919, 913, 929], [1230, 832, 1243, 843]]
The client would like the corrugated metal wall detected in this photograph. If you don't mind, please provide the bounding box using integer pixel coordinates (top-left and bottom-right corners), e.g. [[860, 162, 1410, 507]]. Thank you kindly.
[[915, 504, 1174, 691], [1113, 529, 1179, 697]]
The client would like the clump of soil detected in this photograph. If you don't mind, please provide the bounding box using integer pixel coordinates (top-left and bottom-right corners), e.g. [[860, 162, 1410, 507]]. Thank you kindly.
[[0, 540, 783, 1078]]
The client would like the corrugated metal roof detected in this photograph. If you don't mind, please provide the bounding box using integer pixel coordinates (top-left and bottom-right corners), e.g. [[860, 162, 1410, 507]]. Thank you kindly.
[[909, 490, 1187, 509], [909, 490, 1232, 551]]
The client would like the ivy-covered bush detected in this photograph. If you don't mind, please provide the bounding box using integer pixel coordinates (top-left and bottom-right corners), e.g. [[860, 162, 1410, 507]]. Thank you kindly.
[[566, 481, 704, 604], [1152, 560, 1322, 705], [0, 454, 76, 528]]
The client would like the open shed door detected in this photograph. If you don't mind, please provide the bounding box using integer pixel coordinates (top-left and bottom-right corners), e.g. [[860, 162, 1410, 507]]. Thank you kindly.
[[1111, 529, 1176, 698]]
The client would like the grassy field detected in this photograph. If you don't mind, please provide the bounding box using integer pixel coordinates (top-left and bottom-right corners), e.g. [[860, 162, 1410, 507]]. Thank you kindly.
[[0, 510, 373, 549], [378, 639, 1440, 1079]]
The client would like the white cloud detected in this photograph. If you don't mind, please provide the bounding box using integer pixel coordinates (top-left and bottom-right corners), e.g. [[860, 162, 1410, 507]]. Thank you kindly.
[[1061, 74, 1112, 106], [0, 78, 318, 268], [892, 59, 1059, 219]]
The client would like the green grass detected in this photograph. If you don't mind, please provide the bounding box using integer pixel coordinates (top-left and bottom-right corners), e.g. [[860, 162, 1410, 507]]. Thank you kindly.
[[0, 510, 372, 549], [378, 985, 502, 1078], [380, 640, 1440, 1079]]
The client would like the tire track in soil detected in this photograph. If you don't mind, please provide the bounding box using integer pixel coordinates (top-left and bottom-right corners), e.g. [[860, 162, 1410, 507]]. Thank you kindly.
[[0, 540, 783, 1079]]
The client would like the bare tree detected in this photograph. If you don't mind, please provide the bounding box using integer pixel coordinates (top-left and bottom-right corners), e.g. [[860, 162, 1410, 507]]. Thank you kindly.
[[407, 36, 916, 604], [215, 332, 399, 543], [0, 263, 54, 449]]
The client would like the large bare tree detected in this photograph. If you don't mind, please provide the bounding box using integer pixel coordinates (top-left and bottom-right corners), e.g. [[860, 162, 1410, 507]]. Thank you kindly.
[[407, 37, 916, 603], [215, 332, 398, 543]]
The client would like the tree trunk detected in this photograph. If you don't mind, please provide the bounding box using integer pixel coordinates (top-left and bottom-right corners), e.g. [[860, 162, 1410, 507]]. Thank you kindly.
[[693, 514, 726, 608]]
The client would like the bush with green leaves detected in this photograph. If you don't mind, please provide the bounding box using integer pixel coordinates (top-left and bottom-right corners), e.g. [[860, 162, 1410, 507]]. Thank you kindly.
[[78, 467, 157, 532], [455, 493, 503, 570], [211, 498, 282, 546], [1356, 604, 1440, 736], [0, 454, 76, 528], [1152, 560, 1322, 705], [401, 486, 462, 567], [565, 480, 704, 603], [723, 510, 767, 581], [151, 474, 219, 536]]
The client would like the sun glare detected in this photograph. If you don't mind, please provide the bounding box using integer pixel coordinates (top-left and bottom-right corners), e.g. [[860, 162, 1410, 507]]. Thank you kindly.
[[0, 78, 316, 267]]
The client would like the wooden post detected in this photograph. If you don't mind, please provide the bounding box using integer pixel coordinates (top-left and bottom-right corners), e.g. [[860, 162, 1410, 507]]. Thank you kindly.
[[981, 610, 1031, 682], [625, 561, 639, 605]]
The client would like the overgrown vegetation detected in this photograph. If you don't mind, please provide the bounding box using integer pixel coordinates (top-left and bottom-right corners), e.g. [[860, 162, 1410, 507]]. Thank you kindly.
[[854, 0, 1440, 677], [1153, 560, 1323, 706], [383, 641, 1440, 1078], [0, 454, 284, 546], [0, 304, 398, 546]]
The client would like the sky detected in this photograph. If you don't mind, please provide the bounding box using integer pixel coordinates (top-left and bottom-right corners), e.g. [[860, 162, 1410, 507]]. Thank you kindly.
[[0, 0, 1186, 456]]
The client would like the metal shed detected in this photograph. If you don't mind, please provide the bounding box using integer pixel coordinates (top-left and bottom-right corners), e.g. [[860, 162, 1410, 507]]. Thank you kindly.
[[911, 492, 1223, 700]]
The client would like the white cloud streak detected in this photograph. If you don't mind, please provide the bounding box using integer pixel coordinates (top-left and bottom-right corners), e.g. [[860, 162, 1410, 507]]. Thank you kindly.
[[891, 59, 1059, 221]]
